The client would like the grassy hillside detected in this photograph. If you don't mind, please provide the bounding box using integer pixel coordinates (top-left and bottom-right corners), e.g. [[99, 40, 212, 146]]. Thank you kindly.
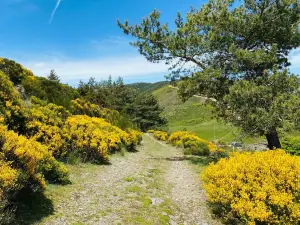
[[153, 85, 241, 143], [127, 81, 168, 93]]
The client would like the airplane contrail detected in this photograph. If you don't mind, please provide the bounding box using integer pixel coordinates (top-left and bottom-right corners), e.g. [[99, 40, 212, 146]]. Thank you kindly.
[[49, 0, 62, 24]]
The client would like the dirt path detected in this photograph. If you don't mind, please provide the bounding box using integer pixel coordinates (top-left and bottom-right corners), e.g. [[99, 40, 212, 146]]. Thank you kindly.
[[38, 134, 221, 225]]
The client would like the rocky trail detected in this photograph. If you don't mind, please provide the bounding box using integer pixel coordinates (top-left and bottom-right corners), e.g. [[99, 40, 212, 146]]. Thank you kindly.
[[24, 134, 221, 225]]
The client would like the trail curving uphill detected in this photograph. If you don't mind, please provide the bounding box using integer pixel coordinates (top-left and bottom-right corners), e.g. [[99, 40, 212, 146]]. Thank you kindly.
[[37, 134, 221, 225]]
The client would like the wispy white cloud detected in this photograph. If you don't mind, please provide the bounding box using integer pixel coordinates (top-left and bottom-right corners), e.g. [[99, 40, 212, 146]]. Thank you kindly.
[[49, 0, 62, 24], [289, 48, 300, 69], [21, 55, 168, 84], [288, 48, 300, 75]]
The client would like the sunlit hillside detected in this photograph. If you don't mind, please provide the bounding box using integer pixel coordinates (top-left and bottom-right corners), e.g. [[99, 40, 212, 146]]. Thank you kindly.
[[152, 85, 239, 143]]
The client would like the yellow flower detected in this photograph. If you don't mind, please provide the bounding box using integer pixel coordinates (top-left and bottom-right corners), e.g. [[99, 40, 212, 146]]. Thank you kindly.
[[153, 131, 169, 141], [0, 124, 69, 190], [201, 150, 300, 224], [168, 131, 220, 153], [63, 115, 142, 161]]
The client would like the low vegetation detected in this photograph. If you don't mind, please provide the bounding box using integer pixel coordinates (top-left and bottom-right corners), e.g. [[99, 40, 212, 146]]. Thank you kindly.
[[153, 131, 169, 141], [0, 123, 69, 223], [168, 131, 220, 154], [151, 130, 224, 157], [0, 58, 152, 223], [202, 150, 300, 225], [281, 136, 300, 156]]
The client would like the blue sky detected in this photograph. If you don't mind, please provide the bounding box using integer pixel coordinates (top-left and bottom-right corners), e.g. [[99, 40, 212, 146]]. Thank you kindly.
[[0, 0, 299, 85]]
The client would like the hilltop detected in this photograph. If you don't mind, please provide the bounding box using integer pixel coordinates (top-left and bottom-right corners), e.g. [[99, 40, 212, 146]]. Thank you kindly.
[[127, 81, 168, 94]]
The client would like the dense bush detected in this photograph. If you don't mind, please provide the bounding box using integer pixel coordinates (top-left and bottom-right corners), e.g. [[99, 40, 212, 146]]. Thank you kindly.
[[168, 131, 221, 155], [0, 58, 34, 85], [0, 71, 26, 133], [282, 136, 300, 155], [25, 101, 142, 161], [0, 58, 145, 223], [0, 158, 18, 223], [64, 115, 142, 161], [124, 128, 143, 151], [78, 77, 167, 131], [0, 124, 69, 222], [0, 125, 69, 187], [70, 98, 109, 118], [24, 102, 71, 158], [201, 150, 300, 225], [70, 98, 133, 130], [22, 76, 79, 108], [153, 131, 169, 141], [183, 141, 210, 156]]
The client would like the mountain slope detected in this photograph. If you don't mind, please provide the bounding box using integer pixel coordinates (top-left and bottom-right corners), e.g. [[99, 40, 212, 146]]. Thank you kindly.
[[153, 85, 238, 143], [127, 81, 168, 93]]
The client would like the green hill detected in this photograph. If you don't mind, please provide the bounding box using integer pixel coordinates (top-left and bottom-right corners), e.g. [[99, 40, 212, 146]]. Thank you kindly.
[[127, 81, 168, 93], [152, 85, 240, 143]]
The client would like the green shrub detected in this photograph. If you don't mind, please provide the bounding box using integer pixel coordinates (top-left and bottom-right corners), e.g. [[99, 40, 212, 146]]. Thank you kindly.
[[0, 58, 33, 85], [282, 136, 300, 155], [183, 140, 210, 156]]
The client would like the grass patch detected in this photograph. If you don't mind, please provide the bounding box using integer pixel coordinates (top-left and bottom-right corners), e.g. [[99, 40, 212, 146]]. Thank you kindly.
[[143, 198, 152, 208], [184, 155, 211, 167], [146, 168, 161, 178], [159, 214, 170, 224], [126, 185, 142, 193], [119, 164, 175, 224], [123, 176, 135, 182]]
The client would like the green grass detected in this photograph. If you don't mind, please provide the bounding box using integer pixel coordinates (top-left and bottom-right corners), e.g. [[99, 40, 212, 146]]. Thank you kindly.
[[153, 85, 241, 143], [123, 176, 135, 182], [127, 81, 168, 94], [120, 167, 174, 225]]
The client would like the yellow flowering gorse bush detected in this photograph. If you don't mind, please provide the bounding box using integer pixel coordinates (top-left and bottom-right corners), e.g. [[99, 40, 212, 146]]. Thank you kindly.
[[64, 115, 142, 161], [153, 131, 169, 141], [24, 100, 143, 161], [168, 131, 220, 153], [0, 159, 18, 201], [0, 124, 69, 217], [70, 98, 120, 124], [0, 125, 69, 188], [0, 60, 144, 222], [124, 128, 143, 150], [0, 71, 25, 131], [0, 158, 18, 222], [25, 103, 71, 157], [201, 150, 300, 225]]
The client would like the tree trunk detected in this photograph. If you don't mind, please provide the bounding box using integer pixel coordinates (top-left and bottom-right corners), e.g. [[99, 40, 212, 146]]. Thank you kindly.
[[265, 129, 281, 150]]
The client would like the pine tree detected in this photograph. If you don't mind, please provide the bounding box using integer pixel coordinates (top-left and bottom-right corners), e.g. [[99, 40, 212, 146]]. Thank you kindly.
[[118, 0, 300, 149], [47, 69, 60, 82]]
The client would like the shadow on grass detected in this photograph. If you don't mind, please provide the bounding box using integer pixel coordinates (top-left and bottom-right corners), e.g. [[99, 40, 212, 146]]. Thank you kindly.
[[183, 155, 211, 167], [12, 189, 54, 225], [148, 155, 212, 167]]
